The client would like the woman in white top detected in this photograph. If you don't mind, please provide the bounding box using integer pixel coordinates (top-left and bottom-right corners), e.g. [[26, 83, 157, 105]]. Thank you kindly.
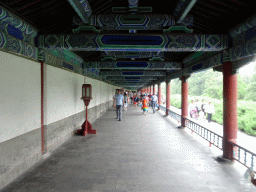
[[124, 92, 129, 111], [206, 102, 215, 123]]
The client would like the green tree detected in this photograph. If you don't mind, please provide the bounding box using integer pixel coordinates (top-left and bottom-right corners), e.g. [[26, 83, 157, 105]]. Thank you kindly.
[[237, 74, 247, 100], [244, 82, 256, 101], [244, 65, 256, 101], [202, 69, 223, 99], [171, 78, 181, 95]]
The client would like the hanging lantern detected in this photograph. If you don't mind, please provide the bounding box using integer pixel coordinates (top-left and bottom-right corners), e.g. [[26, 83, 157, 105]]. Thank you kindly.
[[82, 84, 92, 100]]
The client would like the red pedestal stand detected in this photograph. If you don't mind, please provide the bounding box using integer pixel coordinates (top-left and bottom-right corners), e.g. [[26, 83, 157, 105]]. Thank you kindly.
[[76, 99, 97, 136]]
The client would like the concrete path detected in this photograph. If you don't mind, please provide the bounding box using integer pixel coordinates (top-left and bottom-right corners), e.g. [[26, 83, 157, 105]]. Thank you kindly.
[[164, 105, 256, 155], [1, 106, 255, 192]]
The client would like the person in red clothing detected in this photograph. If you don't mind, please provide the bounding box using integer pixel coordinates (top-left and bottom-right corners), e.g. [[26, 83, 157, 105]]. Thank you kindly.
[[141, 94, 148, 115]]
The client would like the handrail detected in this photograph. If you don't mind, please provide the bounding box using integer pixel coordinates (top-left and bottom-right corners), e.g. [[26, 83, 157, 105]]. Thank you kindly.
[[183, 116, 223, 150], [227, 140, 256, 171], [159, 105, 256, 172]]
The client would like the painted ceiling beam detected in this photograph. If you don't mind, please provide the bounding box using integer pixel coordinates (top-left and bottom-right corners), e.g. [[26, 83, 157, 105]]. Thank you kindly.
[[106, 77, 158, 80], [182, 52, 218, 67], [0, 29, 38, 60], [39, 34, 228, 52], [122, 85, 145, 87], [128, 0, 138, 8], [229, 13, 256, 38], [174, 0, 197, 24], [89, 14, 176, 30], [102, 51, 164, 59], [67, 0, 92, 23], [230, 24, 256, 46], [84, 61, 181, 70], [0, 6, 38, 45], [115, 83, 147, 86], [110, 80, 154, 83], [165, 53, 222, 81], [100, 71, 166, 77], [229, 36, 256, 62]]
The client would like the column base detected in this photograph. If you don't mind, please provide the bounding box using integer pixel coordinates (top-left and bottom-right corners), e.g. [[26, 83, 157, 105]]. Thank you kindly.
[[76, 120, 97, 136], [214, 156, 234, 164], [177, 126, 185, 129]]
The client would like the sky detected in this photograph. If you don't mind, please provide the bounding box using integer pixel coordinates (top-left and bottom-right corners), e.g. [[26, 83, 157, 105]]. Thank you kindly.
[[238, 61, 256, 76]]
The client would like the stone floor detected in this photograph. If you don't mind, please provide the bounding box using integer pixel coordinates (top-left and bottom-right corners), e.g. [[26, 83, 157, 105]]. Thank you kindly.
[[1, 106, 256, 192]]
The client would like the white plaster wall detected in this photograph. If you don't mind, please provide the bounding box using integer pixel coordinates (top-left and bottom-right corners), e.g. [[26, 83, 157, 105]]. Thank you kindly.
[[101, 82, 108, 103], [0, 51, 41, 143], [44, 64, 84, 125], [0, 49, 123, 144], [85, 77, 101, 109]]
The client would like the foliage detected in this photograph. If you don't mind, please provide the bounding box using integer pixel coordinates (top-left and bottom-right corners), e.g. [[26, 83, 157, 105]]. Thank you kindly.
[[244, 82, 256, 101], [170, 94, 181, 109], [170, 94, 256, 136], [237, 101, 256, 136], [237, 74, 247, 100]]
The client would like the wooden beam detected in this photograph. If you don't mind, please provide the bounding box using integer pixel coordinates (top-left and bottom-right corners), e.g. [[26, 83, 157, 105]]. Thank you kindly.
[[67, 0, 92, 23], [174, 0, 197, 24]]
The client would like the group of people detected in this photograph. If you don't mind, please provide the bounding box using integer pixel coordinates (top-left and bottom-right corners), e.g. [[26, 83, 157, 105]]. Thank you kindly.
[[114, 90, 215, 123], [113, 90, 158, 120], [139, 93, 158, 115], [189, 99, 215, 123]]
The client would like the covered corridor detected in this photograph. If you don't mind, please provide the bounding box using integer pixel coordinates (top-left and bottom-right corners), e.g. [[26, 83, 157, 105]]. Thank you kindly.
[[1, 106, 255, 192], [1, 0, 256, 190]]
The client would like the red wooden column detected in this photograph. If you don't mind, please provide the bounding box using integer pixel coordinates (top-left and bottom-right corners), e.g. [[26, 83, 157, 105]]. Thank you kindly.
[[150, 86, 152, 94], [153, 84, 155, 95], [166, 79, 171, 115], [223, 61, 238, 160], [158, 83, 161, 107], [180, 76, 189, 128]]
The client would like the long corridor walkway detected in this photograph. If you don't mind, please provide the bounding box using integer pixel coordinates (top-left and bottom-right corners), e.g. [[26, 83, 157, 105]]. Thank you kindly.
[[2, 106, 255, 192]]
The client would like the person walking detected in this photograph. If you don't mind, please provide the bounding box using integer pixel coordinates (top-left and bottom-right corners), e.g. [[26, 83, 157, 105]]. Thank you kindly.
[[141, 94, 148, 115], [206, 101, 215, 123], [114, 90, 124, 121], [133, 93, 139, 109], [151, 93, 158, 113], [189, 100, 195, 118], [124, 92, 129, 111], [201, 99, 207, 120], [195, 99, 201, 116]]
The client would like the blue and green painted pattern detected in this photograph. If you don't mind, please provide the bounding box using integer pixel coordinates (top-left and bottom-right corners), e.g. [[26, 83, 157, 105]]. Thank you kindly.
[[90, 14, 175, 30], [230, 36, 256, 61], [173, 0, 197, 24], [229, 13, 256, 38], [41, 50, 101, 79], [67, 0, 91, 23], [0, 29, 37, 60], [39, 49, 83, 69], [39, 34, 228, 52], [0, 20, 34, 45], [100, 71, 166, 77], [107, 76, 158, 81], [183, 52, 219, 66], [102, 51, 164, 58], [84, 61, 181, 70], [231, 25, 256, 46], [183, 53, 222, 74], [166, 53, 222, 81], [42, 50, 78, 73], [128, 0, 138, 8], [0, 6, 37, 45]]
